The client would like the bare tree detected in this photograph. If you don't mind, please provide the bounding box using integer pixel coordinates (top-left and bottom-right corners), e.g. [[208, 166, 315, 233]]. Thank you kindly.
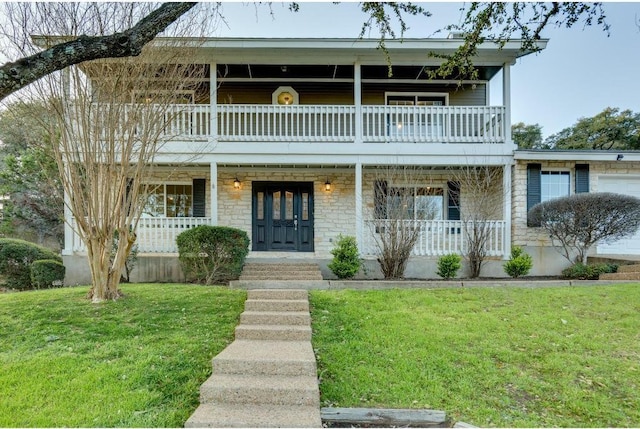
[[0, 2, 197, 100], [367, 166, 440, 279], [450, 165, 505, 278], [528, 193, 640, 264], [7, 3, 213, 301]]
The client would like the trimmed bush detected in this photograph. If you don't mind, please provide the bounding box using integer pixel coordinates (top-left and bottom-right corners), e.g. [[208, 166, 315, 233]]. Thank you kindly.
[[328, 235, 361, 279], [562, 263, 618, 280], [176, 225, 249, 285], [0, 238, 62, 290], [503, 246, 533, 278], [437, 253, 462, 279], [30, 259, 66, 289]]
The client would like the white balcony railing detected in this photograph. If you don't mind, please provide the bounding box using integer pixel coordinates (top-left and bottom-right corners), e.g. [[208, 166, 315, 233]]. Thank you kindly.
[[362, 219, 506, 257], [70, 217, 212, 253], [362, 105, 505, 143], [217, 104, 355, 142], [77, 104, 505, 144]]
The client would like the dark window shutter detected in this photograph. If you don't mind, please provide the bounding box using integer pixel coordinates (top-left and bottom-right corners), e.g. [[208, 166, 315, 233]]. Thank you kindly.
[[125, 178, 133, 216], [374, 180, 387, 219], [192, 178, 206, 217], [575, 164, 590, 193], [447, 181, 460, 220], [527, 163, 542, 227]]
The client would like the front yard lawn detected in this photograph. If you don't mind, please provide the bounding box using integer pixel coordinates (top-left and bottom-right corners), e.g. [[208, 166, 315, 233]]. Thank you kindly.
[[311, 285, 640, 427], [0, 284, 246, 427]]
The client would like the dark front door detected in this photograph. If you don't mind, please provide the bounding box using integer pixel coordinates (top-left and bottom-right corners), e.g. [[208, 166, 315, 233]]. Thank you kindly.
[[252, 182, 314, 252]]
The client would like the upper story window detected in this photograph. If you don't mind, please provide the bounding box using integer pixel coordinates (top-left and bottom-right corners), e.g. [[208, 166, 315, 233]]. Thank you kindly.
[[386, 92, 449, 106], [142, 184, 193, 217], [541, 171, 570, 202]]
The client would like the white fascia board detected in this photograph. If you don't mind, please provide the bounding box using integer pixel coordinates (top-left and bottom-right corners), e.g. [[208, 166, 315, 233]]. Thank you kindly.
[[515, 150, 640, 162]]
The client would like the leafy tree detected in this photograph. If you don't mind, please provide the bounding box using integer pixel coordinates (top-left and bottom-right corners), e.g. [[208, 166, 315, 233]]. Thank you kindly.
[[0, 101, 63, 247], [544, 107, 640, 150], [528, 193, 640, 264], [512, 122, 545, 149]]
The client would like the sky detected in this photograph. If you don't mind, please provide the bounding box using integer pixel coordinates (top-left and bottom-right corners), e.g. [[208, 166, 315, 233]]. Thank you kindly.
[[211, 2, 640, 140]]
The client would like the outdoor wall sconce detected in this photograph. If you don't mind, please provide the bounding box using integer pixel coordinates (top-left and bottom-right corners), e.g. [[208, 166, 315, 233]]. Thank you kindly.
[[617, 154, 624, 161], [233, 177, 241, 189], [325, 179, 332, 192]]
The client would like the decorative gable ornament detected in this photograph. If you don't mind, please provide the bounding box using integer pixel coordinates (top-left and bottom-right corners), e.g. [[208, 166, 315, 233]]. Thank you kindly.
[[272, 86, 299, 105]]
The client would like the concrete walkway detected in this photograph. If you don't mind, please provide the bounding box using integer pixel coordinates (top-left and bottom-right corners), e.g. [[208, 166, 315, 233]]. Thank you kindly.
[[185, 289, 322, 428]]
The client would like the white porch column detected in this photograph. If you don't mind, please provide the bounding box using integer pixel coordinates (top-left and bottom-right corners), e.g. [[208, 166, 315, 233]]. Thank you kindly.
[[354, 62, 362, 144], [503, 163, 512, 260], [210, 162, 218, 225], [502, 62, 513, 147], [63, 189, 74, 255], [355, 161, 363, 248], [210, 62, 218, 142]]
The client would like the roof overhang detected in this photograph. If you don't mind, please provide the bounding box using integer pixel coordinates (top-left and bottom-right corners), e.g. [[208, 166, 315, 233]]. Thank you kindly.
[[32, 35, 547, 68], [515, 150, 640, 162]]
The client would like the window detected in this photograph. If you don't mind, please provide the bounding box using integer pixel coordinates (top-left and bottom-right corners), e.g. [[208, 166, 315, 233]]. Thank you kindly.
[[386, 93, 448, 106], [142, 184, 193, 217], [541, 171, 570, 202], [386, 186, 444, 220]]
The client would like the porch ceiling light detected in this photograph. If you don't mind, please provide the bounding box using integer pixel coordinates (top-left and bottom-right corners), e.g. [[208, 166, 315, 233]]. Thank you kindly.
[[325, 179, 332, 192], [233, 177, 241, 189]]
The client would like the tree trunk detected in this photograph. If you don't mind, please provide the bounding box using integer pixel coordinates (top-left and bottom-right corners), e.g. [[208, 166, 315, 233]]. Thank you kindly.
[[85, 232, 130, 302]]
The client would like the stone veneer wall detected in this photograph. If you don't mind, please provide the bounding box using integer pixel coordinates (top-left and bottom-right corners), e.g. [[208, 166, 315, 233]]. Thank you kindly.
[[217, 169, 356, 257], [512, 160, 640, 247]]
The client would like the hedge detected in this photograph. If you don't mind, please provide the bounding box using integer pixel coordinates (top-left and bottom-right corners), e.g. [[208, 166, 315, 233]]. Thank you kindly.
[[0, 238, 62, 290]]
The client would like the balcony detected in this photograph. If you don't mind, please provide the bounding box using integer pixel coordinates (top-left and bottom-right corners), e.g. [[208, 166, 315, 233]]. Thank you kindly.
[[129, 104, 506, 144]]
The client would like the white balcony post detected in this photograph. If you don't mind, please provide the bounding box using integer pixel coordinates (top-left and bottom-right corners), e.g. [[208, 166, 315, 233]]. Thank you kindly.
[[355, 161, 363, 249], [210, 162, 218, 225], [210, 62, 217, 142], [503, 163, 512, 259], [502, 62, 513, 148], [354, 62, 362, 144]]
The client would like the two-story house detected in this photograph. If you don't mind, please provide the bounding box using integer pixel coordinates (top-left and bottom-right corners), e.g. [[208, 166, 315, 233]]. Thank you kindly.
[[62, 36, 588, 283]]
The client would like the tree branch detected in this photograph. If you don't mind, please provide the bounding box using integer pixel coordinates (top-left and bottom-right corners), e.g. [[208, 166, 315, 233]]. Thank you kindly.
[[0, 2, 196, 100]]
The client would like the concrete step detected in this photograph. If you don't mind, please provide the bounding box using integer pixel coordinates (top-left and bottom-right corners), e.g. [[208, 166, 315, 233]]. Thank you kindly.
[[240, 273, 324, 281], [243, 263, 320, 272], [247, 289, 308, 300], [185, 403, 322, 428], [200, 373, 320, 406], [244, 299, 309, 312], [212, 340, 317, 376], [240, 310, 311, 326], [230, 280, 330, 290], [617, 263, 640, 273], [599, 272, 640, 280], [235, 324, 312, 341]]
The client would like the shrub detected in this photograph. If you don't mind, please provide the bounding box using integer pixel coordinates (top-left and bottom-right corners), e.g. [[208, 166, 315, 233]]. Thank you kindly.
[[503, 246, 533, 278], [528, 192, 640, 264], [437, 253, 462, 279], [176, 225, 250, 285], [328, 235, 361, 279], [30, 259, 66, 289], [0, 238, 62, 290], [561, 263, 618, 280]]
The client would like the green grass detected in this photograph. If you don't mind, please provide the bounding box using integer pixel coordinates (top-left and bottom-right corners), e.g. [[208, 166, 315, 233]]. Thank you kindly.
[[0, 284, 246, 427], [311, 285, 640, 427]]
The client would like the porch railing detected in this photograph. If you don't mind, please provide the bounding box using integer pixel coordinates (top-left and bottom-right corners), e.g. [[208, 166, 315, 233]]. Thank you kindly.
[[217, 104, 355, 142], [362, 105, 505, 143], [70, 217, 212, 254], [100, 104, 504, 144], [362, 219, 506, 257]]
